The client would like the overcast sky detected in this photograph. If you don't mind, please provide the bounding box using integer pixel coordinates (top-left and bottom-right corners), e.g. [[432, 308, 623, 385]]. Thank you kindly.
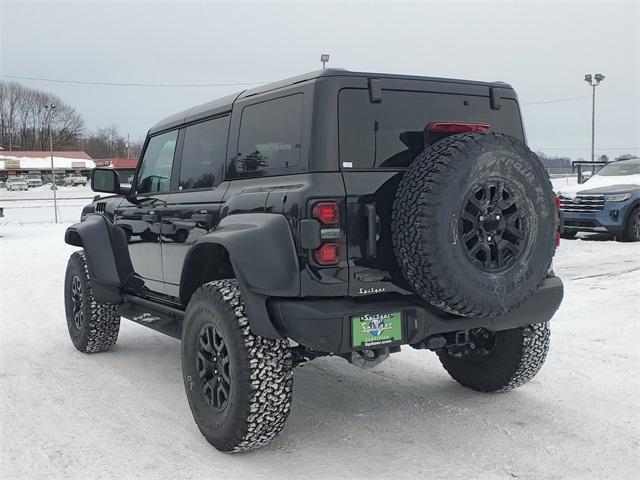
[[1, 0, 638, 159]]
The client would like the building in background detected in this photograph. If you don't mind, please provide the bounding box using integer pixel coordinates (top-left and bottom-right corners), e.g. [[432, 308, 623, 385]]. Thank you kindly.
[[94, 157, 139, 183], [0, 151, 95, 181]]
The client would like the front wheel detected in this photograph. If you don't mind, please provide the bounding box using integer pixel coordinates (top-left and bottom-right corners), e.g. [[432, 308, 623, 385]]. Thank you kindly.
[[619, 207, 640, 242], [181, 280, 293, 453], [437, 323, 550, 392], [64, 251, 120, 353]]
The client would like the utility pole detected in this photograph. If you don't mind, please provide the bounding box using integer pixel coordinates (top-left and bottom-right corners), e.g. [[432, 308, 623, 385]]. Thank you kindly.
[[584, 73, 605, 172], [127, 133, 131, 158], [44, 103, 58, 223]]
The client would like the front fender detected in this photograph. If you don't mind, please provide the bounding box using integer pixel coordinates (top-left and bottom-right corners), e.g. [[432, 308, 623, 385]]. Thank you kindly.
[[181, 213, 300, 338], [65, 215, 136, 303]]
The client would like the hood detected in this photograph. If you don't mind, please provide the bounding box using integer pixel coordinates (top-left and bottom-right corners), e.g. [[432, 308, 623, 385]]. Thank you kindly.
[[556, 174, 640, 197]]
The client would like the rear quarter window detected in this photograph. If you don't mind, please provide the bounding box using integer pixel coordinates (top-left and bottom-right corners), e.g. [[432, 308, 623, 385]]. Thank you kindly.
[[339, 89, 524, 169], [233, 93, 304, 178]]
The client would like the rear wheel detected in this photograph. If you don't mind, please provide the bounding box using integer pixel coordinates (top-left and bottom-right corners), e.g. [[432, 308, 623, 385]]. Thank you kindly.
[[64, 251, 120, 353], [437, 323, 550, 392], [181, 280, 293, 453]]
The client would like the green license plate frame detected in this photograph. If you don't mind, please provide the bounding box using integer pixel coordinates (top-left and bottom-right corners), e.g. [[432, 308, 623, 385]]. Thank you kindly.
[[351, 311, 403, 349]]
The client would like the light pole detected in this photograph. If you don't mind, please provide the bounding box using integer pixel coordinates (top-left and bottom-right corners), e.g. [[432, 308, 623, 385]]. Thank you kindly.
[[44, 103, 58, 223], [320, 54, 330, 69], [584, 73, 605, 171]]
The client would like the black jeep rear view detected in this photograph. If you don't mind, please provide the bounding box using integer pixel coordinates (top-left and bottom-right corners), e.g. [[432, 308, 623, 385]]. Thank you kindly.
[[63, 69, 563, 453]]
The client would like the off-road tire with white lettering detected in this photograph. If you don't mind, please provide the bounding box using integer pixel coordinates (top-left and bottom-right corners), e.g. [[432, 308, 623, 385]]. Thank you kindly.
[[392, 132, 557, 317], [437, 322, 550, 392], [181, 280, 293, 453], [64, 251, 120, 353]]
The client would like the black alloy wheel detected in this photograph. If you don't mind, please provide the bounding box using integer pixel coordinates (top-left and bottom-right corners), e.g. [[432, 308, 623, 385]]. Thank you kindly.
[[70, 275, 84, 330], [460, 179, 528, 272], [197, 324, 231, 410]]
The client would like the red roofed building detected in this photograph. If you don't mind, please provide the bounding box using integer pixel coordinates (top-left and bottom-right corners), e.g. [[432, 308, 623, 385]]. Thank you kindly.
[[0, 150, 92, 160], [0, 151, 95, 177], [94, 157, 139, 182]]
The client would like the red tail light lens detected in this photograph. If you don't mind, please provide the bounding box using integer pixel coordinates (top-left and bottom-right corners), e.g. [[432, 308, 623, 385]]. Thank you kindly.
[[314, 243, 340, 265], [312, 201, 339, 225], [428, 122, 491, 133]]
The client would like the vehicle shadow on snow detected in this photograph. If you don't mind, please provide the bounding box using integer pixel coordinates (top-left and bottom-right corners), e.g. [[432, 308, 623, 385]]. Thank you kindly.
[[108, 328, 548, 455], [267, 355, 550, 455]]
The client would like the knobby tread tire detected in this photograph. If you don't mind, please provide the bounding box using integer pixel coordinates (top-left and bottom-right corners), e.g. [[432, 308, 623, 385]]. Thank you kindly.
[[64, 250, 120, 353], [392, 132, 557, 317], [438, 322, 550, 392], [181, 280, 293, 453]]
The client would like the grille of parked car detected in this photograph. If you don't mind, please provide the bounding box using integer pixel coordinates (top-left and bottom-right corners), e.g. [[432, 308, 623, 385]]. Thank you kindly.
[[558, 194, 605, 212]]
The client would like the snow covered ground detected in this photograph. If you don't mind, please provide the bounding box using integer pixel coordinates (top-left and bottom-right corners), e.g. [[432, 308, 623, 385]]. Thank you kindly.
[[1, 193, 639, 480]]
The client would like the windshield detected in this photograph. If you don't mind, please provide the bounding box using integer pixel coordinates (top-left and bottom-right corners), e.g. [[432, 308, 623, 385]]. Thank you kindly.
[[593, 159, 640, 177]]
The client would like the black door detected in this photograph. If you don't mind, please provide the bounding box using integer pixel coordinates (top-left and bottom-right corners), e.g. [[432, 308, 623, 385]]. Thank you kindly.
[[159, 116, 230, 299], [116, 129, 180, 295]]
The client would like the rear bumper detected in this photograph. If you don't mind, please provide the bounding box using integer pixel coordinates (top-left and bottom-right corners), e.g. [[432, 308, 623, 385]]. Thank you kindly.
[[269, 276, 564, 353]]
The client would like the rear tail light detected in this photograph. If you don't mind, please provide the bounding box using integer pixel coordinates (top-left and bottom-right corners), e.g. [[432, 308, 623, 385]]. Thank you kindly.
[[310, 200, 341, 265], [312, 201, 339, 225], [428, 122, 491, 133], [314, 242, 340, 265]]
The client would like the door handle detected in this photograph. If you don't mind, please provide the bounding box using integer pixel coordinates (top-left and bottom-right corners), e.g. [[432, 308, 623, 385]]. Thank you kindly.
[[190, 212, 215, 224], [142, 211, 160, 222], [364, 203, 380, 258]]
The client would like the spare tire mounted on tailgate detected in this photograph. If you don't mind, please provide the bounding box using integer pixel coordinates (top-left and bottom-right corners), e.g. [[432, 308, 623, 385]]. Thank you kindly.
[[392, 132, 557, 317]]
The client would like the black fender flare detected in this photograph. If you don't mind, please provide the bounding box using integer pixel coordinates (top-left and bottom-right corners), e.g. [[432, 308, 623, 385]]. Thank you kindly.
[[180, 213, 300, 338], [64, 215, 137, 303]]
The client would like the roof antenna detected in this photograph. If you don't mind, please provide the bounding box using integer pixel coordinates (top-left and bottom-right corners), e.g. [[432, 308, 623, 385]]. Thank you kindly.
[[320, 54, 330, 69]]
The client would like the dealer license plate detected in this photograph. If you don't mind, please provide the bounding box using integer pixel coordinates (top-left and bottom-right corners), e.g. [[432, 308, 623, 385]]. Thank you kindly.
[[351, 312, 402, 348]]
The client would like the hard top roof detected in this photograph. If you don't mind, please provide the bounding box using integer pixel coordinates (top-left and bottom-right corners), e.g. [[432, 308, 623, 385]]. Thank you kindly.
[[149, 68, 512, 135]]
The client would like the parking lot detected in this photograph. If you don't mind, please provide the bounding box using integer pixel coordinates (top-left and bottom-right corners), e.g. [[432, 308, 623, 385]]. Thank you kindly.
[[1, 192, 638, 480]]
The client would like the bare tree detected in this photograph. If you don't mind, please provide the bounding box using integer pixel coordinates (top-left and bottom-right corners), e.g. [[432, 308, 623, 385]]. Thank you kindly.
[[0, 81, 85, 151]]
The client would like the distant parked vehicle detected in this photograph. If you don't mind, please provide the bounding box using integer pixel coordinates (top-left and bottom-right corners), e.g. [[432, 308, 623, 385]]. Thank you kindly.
[[26, 174, 43, 188], [64, 174, 88, 186], [557, 157, 640, 241], [6, 176, 28, 191]]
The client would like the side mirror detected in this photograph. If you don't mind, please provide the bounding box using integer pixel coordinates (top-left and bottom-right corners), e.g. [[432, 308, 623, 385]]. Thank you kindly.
[[91, 168, 128, 195]]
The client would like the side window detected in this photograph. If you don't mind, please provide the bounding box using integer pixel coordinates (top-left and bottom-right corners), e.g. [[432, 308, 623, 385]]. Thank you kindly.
[[179, 116, 229, 190], [137, 130, 178, 194], [235, 94, 303, 177]]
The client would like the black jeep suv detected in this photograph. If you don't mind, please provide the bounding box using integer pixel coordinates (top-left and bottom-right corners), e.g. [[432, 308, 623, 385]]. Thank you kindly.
[[64, 69, 563, 453]]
